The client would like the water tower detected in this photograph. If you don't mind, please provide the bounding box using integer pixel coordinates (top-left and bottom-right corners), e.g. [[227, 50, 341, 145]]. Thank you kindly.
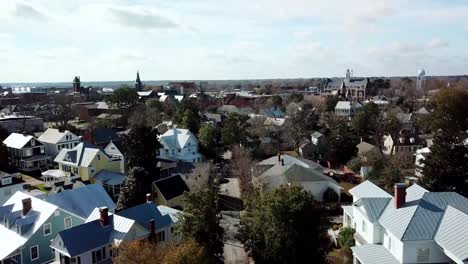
[[417, 69, 425, 90]]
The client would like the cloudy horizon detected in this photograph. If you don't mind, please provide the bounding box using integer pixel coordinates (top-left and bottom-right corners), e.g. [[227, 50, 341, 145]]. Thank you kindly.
[[0, 0, 467, 82]]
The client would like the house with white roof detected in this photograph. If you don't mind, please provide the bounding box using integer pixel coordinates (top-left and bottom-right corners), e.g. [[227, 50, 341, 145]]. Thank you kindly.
[[0, 192, 85, 264], [335, 101, 362, 119], [0, 172, 25, 205], [343, 181, 468, 264], [157, 128, 204, 164], [3, 133, 49, 171], [252, 154, 341, 202], [50, 207, 148, 264], [37, 128, 81, 158], [52, 142, 122, 182], [415, 147, 431, 178]]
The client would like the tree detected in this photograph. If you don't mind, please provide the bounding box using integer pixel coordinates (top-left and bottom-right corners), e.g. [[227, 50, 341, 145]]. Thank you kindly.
[[287, 104, 319, 153], [105, 86, 139, 114], [181, 109, 201, 134], [0, 127, 10, 169], [180, 186, 224, 263], [221, 113, 251, 147], [114, 239, 208, 264], [128, 105, 163, 128], [288, 93, 304, 103], [351, 102, 379, 141], [325, 96, 340, 112], [429, 87, 468, 134], [419, 132, 468, 196], [198, 123, 215, 149], [120, 125, 161, 175], [267, 95, 283, 108], [116, 167, 151, 210], [229, 146, 254, 199], [50, 95, 75, 130], [326, 247, 353, 264], [325, 114, 358, 165], [337, 227, 355, 248], [239, 186, 328, 264]]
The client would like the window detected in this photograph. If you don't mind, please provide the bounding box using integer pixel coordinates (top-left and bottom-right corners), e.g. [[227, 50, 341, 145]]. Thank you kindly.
[[361, 220, 367, 233], [4, 218, 8, 227], [157, 231, 166, 242], [92, 247, 103, 263], [43, 223, 52, 236], [16, 224, 21, 234], [30, 245, 39, 261], [417, 248, 430, 262], [54, 210, 60, 217], [1, 177, 12, 185], [97, 154, 101, 160], [71, 256, 81, 264], [64, 217, 72, 229]]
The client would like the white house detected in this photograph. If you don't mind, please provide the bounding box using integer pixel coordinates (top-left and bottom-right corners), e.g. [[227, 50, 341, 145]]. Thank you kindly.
[[157, 128, 204, 164], [37, 128, 81, 158], [335, 101, 362, 119], [383, 135, 423, 156], [415, 147, 431, 178], [3, 133, 49, 171], [252, 154, 341, 202], [343, 181, 468, 264]]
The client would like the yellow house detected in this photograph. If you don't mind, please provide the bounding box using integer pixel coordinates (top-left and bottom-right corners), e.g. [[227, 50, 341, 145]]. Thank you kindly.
[[153, 175, 190, 210], [54, 142, 122, 181]]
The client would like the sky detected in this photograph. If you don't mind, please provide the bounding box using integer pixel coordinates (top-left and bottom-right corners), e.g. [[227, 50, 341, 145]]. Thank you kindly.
[[0, 0, 467, 82]]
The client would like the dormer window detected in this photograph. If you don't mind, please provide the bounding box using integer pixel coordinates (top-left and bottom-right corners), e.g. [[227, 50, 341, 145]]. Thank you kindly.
[[31, 140, 35, 147]]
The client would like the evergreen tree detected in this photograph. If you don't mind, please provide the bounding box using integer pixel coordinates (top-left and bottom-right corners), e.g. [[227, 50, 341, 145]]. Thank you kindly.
[[121, 125, 161, 175], [420, 132, 468, 196], [325, 114, 358, 165], [198, 123, 216, 149], [239, 186, 328, 264], [116, 167, 151, 210]]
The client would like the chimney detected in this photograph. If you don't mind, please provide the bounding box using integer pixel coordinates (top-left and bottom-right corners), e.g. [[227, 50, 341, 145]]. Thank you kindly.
[[277, 153, 281, 163], [146, 193, 152, 203], [281, 158, 284, 166], [394, 183, 407, 209], [148, 219, 156, 242], [99, 207, 109, 226], [22, 198, 32, 216]]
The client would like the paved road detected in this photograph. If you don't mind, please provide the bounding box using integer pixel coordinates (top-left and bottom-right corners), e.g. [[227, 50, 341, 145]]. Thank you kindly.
[[221, 211, 249, 264]]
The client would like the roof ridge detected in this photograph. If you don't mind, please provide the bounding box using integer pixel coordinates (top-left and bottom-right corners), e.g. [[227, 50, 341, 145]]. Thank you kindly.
[[401, 192, 427, 241], [432, 205, 450, 240]]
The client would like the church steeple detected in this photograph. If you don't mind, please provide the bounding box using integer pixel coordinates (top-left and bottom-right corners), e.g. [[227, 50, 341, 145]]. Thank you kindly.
[[73, 76, 81, 93], [135, 71, 143, 91]]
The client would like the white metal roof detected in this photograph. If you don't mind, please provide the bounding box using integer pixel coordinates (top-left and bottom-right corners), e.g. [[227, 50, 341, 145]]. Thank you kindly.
[[158, 128, 198, 150], [352, 244, 399, 264], [2, 133, 33, 149], [86, 208, 136, 245], [434, 206, 468, 263], [0, 192, 57, 259], [349, 181, 392, 200]]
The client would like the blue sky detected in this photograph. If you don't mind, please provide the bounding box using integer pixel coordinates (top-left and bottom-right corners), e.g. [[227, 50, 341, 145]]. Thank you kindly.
[[0, 0, 467, 82]]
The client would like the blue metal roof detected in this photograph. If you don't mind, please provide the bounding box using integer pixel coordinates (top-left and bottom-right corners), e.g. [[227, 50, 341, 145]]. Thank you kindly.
[[118, 202, 172, 229], [94, 170, 125, 186], [57, 219, 112, 257], [45, 184, 116, 218]]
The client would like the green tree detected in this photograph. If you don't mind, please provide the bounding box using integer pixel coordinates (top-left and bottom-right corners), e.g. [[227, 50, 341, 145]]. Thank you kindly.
[[429, 87, 468, 134], [351, 102, 379, 140], [221, 113, 251, 147], [337, 227, 355, 248], [0, 127, 10, 169], [288, 93, 304, 103], [239, 186, 327, 264], [198, 123, 215, 149], [180, 186, 224, 263], [105, 86, 139, 114], [419, 132, 468, 196], [121, 125, 161, 175], [116, 167, 151, 210], [181, 109, 201, 134], [325, 114, 359, 165], [325, 96, 340, 112]]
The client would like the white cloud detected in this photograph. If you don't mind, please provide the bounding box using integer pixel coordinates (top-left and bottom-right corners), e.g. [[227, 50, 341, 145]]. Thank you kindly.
[[109, 6, 178, 30], [427, 38, 449, 48]]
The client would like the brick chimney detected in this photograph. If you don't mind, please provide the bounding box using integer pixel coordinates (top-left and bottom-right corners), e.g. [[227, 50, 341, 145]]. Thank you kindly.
[[394, 183, 407, 209], [146, 193, 152, 203], [281, 158, 284, 166], [99, 207, 109, 226], [22, 198, 32, 216], [277, 152, 281, 163]]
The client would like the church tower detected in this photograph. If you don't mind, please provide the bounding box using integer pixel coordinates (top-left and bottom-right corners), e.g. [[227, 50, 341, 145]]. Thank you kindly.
[[73, 76, 81, 93], [135, 71, 143, 91]]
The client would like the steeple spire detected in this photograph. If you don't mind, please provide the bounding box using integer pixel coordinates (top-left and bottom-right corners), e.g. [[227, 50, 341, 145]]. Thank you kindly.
[[135, 71, 143, 91]]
